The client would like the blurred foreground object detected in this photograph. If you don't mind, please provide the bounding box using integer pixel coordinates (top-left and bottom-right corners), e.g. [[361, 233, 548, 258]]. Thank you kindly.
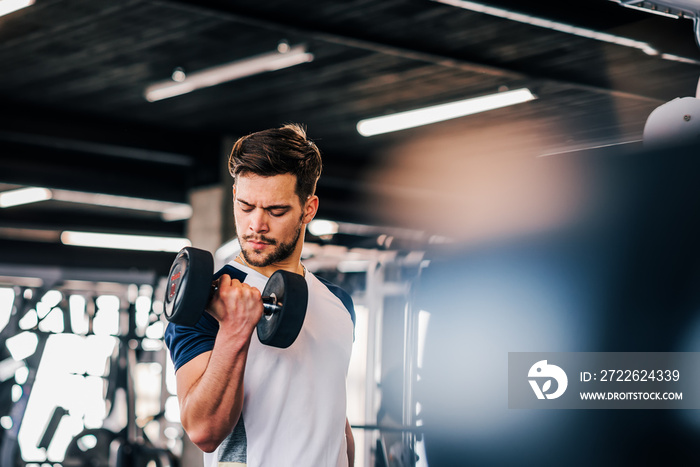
[[643, 78, 700, 147], [417, 140, 700, 466]]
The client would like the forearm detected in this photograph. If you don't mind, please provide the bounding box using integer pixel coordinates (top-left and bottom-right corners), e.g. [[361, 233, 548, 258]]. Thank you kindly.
[[179, 330, 251, 451]]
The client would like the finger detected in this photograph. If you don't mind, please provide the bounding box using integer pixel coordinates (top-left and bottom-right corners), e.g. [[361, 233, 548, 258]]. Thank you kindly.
[[217, 274, 232, 285]]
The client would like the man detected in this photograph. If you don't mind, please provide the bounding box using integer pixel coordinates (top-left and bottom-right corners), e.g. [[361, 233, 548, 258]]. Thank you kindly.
[[164, 124, 356, 466]]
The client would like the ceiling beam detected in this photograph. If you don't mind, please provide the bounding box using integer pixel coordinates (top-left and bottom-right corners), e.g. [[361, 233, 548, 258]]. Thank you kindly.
[[0, 99, 211, 160], [0, 103, 228, 201], [0, 140, 191, 202], [157, 0, 667, 104]]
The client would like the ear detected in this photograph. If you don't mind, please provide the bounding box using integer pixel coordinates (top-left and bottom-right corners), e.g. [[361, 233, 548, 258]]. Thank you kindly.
[[303, 195, 319, 224], [232, 185, 236, 200]]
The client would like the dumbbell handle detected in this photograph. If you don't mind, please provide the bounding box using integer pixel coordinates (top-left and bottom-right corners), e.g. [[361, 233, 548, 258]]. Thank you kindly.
[[262, 295, 281, 316], [210, 283, 281, 316]]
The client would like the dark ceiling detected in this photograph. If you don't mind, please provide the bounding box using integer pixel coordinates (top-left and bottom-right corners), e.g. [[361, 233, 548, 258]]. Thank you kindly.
[[1, 0, 699, 280]]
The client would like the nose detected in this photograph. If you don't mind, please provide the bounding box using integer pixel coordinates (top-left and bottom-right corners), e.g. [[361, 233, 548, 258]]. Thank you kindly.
[[248, 209, 269, 234]]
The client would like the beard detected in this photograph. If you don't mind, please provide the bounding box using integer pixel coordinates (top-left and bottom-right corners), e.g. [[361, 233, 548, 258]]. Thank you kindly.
[[238, 219, 303, 268]]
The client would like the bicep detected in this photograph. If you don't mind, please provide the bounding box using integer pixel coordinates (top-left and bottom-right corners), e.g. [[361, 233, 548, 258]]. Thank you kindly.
[[175, 350, 211, 405]]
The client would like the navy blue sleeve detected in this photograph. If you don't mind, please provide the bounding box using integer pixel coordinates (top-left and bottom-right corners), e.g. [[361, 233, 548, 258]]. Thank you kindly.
[[317, 276, 356, 337], [164, 313, 220, 371], [163, 264, 248, 372], [213, 264, 247, 282]]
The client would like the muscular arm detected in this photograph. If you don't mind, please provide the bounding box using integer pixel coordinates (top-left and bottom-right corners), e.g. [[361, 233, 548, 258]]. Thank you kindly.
[[175, 276, 263, 453], [175, 332, 249, 452]]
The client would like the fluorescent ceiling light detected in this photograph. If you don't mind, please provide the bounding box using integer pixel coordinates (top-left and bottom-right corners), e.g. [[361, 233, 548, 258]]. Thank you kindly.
[[0, 0, 34, 18], [0, 185, 192, 221], [610, 0, 696, 20], [50, 189, 192, 221], [357, 88, 536, 136], [0, 187, 51, 208], [308, 219, 340, 237], [659, 53, 700, 66], [145, 44, 314, 102], [432, 0, 659, 56], [61, 231, 191, 253]]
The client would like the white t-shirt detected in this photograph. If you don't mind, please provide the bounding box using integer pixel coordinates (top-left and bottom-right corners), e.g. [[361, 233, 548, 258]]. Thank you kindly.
[[165, 261, 355, 467]]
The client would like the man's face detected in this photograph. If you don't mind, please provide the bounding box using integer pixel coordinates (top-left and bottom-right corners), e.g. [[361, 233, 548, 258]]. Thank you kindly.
[[233, 173, 314, 268]]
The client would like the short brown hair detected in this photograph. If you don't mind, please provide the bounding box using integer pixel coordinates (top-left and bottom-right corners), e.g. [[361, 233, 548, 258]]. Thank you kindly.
[[228, 123, 322, 203]]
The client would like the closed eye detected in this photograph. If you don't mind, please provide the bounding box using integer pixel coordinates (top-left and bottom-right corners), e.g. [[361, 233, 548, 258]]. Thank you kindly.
[[236, 197, 290, 216], [236, 199, 254, 212]]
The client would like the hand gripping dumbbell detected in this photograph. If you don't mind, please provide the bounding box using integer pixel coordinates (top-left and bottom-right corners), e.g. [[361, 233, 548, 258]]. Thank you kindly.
[[163, 247, 308, 348]]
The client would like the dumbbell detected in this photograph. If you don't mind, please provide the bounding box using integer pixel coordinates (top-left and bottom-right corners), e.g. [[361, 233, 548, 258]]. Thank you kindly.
[[163, 247, 308, 348]]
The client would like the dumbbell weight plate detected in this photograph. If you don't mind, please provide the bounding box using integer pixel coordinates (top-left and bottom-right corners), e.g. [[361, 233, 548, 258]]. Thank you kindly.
[[164, 247, 214, 327], [257, 270, 308, 348], [164, 247, 308, 347]]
